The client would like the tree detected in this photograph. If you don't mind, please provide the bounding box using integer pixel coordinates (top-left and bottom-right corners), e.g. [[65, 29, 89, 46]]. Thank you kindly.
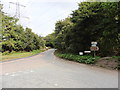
[[54, 17, 73, 51], [53, 2, 119, 56], [2, 15, 18, 52], [44, 33, 55, 48], [1, 3, 45, 52]]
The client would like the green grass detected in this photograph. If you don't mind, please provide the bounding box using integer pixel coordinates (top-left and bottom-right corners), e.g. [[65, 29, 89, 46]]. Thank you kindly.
[[1, 49, 45, 62], [54, 51, 100, 64], [112, 56, 120, 60]]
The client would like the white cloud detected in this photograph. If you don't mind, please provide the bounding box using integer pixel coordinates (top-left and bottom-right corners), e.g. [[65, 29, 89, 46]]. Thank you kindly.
[[1, 0, 82, 36], [30, 0, 84, 3]]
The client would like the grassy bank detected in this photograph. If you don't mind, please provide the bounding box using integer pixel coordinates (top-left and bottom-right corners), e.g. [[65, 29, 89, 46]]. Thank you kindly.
[[1, 49, 45, 62], [54, 50, 119, 70]]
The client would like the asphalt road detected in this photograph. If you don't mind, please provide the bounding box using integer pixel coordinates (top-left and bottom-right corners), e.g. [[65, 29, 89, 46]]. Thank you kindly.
[[0, 49, 118, 88]]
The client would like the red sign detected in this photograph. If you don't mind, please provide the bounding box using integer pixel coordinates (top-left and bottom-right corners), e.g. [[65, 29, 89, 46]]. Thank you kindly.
[[90, 46, 99, 51]]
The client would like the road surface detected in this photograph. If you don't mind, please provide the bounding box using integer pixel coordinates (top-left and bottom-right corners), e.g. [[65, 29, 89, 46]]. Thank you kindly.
[[0, 49, 118, 88]]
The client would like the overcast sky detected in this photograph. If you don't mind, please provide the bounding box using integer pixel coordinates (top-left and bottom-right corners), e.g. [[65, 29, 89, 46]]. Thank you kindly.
[[1, 0, 84, 36]]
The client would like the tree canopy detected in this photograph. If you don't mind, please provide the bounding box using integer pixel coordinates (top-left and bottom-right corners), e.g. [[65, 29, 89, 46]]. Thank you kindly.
[[51, 2, 120, 56], [0, 3, 45, 53]]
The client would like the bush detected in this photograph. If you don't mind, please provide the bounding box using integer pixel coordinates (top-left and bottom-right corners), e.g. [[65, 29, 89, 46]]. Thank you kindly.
[[2, 51, 10, 55], [11, 51, 16, 54], [55, 51, 100, 64]]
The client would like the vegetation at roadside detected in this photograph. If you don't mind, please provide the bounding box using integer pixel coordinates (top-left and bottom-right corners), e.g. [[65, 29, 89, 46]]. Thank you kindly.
[[45, 2, 120, 57], [1, 49, 45, 61], [43, 33, 55, 48], [0, 1, 120, 70], [0, 3, 46, 61], [112, 56, 120, 60], [0, 3, 45, 54], [55, 50, 119, 70], [55, 50, 100, 64], [45, 2, 119, 70]]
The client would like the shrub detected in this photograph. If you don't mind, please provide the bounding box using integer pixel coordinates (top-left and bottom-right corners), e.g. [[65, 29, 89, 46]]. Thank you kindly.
[[2, 51, 10, 55], [55, 51, 100, 64]]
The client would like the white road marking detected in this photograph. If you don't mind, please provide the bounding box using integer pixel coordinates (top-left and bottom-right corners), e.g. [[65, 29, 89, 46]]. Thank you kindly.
[[12, 72, 16, 74], [4, 70, 34, 76], [30, 70, 34, 72], [10, 74, 16, 76], [54, 83, 58, 86], [5, 73, 10, 76], [18, 71, 22, 72]]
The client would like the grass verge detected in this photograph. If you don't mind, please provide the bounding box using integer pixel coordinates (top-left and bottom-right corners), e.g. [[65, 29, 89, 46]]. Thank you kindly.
[[54, 50, 100, 64], [1, 49, 45, 62]]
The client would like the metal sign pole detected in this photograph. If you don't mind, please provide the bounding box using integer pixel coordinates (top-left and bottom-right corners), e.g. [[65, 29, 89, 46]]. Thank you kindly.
[[94, 51, 96, 57]]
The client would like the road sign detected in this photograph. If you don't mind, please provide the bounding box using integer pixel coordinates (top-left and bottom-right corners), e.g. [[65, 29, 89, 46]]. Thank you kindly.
[[90, 46, 99, 51], [79, 52, 83, 55], [91, 44, 97, 47], [91, 42, 97, 45], [84, 51, 91, 53]]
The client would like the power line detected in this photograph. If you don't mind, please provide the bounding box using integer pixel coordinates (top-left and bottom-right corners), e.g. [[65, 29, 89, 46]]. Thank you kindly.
[[9, 1, 27, 19]]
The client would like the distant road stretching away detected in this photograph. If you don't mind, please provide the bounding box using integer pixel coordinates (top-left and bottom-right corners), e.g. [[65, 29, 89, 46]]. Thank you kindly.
[[0, 49, 118, 88]]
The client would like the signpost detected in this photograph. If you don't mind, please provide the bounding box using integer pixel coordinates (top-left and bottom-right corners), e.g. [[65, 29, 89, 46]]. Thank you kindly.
[[90, 42, 99, 57]]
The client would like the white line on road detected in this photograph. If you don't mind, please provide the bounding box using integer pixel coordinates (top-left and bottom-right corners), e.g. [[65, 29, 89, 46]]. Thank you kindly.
[[54, 83, 58, 86]]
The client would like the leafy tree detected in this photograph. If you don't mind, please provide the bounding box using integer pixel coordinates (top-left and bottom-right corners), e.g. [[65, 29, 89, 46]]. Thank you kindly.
[[2, 15, 18, 52], [53, 2, 119, 56], [44, 33, 55, 48], [54, 17, 73, 51], [1, 3, 45, 53]]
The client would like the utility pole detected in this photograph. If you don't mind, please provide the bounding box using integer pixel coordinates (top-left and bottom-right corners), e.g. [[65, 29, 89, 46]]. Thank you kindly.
[[9, 1, 26, 19], [9, 1, 29, 28]]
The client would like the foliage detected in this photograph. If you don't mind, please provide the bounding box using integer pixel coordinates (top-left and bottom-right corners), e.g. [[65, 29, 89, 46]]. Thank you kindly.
[[2, 51, 9, 55], [112, 56, 120, 60], [53, 2, 120, 56], [1, 3, 45, 53], [44, 33, 55, 48], [55, 50, 100, 64]]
